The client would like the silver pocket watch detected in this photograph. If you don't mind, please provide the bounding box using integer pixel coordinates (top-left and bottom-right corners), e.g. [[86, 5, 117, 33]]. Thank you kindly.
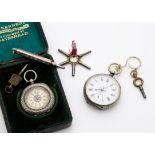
[[19, 70, 57, 116], [84, 63, 122, 109]]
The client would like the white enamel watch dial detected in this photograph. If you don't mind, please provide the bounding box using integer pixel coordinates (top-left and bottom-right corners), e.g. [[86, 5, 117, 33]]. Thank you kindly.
[[84, 74, 121, 109], [21, 83, 55, 115]]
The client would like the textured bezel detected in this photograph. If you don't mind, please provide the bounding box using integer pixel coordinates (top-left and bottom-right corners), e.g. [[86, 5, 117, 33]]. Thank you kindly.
[[21, 83, 55, 115]]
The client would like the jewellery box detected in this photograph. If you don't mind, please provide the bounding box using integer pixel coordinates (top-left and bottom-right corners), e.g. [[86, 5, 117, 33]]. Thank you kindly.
[[0, 22, 72, 133]]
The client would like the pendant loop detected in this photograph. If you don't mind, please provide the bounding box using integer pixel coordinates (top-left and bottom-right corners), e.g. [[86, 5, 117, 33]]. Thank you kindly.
[[108, 63, 122, 75], [24, 70, 37, 83]]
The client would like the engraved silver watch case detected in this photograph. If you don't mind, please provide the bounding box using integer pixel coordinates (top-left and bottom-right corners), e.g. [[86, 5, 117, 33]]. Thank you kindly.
[[20, 70, 56, 116]]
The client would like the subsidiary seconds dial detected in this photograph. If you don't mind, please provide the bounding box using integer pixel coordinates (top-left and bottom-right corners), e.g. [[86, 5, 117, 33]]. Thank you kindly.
[[84, 74, 121, 109]]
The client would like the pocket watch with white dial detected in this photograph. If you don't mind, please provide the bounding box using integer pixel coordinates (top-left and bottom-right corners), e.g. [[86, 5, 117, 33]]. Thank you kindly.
[[84, 63, 122, 109], [19, 70, 57, 117]]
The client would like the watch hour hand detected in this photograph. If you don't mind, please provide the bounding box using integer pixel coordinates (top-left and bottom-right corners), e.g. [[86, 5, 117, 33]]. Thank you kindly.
[[104, 84, 114, 89]]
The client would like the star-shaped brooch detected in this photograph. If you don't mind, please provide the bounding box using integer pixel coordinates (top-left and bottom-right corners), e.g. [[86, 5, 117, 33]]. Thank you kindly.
[[58, 41, 91, 76]]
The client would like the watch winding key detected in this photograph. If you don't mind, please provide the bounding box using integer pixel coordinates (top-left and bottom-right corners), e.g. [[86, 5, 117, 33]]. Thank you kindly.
[[20, 70, 56, 116], [84, 63, 121, 109], [58, 40, 91, 76]]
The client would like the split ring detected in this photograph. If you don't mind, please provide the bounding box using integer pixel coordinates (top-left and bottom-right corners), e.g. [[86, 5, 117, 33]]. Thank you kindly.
[[126, 56, 141, 69]]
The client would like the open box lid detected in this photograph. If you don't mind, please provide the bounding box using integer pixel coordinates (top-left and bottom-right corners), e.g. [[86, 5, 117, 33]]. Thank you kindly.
[[0, 22, 48, 64]]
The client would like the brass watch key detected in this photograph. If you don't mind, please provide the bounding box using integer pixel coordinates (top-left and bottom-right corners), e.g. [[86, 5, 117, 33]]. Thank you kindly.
[[131, 69, 146, 99], [5, 64, 28, 93]]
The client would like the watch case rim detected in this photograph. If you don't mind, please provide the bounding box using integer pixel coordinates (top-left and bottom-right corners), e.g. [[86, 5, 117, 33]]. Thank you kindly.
[[21, 83, 56, 115], [83, 73, 121, 109]]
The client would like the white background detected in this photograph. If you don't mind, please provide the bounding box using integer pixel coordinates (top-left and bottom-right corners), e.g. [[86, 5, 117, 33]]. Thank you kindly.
[[0, 22, 154, 132], [1, 1, 155, 154]]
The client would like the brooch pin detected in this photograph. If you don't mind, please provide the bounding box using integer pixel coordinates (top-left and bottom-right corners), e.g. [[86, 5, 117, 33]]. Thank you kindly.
[[58, 41, 91, 76]]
